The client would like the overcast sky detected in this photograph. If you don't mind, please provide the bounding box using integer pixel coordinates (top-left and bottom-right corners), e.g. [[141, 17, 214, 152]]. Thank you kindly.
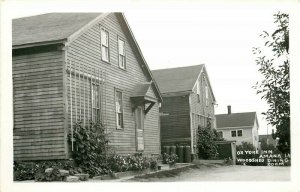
[[8, 3, 292, 135]]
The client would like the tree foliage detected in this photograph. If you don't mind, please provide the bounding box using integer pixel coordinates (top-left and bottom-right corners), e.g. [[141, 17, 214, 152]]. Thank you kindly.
[[253, 12, 290, 154], [197, 119, 219, 159]]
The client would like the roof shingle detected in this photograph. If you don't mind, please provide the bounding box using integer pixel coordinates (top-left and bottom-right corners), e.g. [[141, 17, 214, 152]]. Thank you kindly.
[[215, 112, 257, 128], [151, 65, 204, 94], [13, 13, 102, 46]]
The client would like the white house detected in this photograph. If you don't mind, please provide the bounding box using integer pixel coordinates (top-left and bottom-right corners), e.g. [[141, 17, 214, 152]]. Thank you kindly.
[[215, 106, 259, 150]]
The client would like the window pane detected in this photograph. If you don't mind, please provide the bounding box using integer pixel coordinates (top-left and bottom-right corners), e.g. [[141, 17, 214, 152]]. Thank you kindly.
[[218, 131, 223, 138], [238, 130, 242, 137], [119, 55, 125, 68], [116, 91, 123, 128], [231, 130, 236, 137], [102, 47, 108, 61], [118, 39, 124, 55], [101, 30, 108, 46]]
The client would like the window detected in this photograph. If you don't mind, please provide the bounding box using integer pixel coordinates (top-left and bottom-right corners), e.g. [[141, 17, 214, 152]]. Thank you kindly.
[[115, 90, 124, 129], [217, 131, 223, 138], [237, 130, 243, 137], [231, 130, 236, 137], [196, 81, 200, 102], [101, 28, 109, 62], [118, 38, 126, 69], [205, 85, 209, 106], [91, 83, 100, 122]]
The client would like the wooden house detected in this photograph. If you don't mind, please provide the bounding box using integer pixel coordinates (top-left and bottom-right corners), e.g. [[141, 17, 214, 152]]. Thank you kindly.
[[215, 106, 259, 151], [12, 13, 162, 161], [152, 65, 216, 155]]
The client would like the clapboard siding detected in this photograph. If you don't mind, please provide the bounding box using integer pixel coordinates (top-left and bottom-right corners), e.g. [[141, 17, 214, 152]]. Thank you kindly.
[[190, 70, 215, 154], [13, 48, 66, 161], [160, 95, 191, 145], [66, 13, 160, 155]]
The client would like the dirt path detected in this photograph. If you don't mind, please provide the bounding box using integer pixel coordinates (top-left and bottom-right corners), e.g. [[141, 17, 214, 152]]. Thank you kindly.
[[129, 164, 290, 182]]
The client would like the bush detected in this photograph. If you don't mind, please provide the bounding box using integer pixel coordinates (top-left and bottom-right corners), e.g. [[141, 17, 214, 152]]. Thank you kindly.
[[107, 153, 151, 172], [197, 120, 219, 159], [162, 153, 178, 165], [68, 121, 110, 177], [14, 160, 76, 181], [14, 162, 37, 181]]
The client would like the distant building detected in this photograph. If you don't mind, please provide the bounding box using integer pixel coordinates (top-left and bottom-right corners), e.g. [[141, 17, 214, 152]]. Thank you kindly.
[[215, 106, 259, 150], [152, 65, 216, 155], [259, 133, 278, 148]]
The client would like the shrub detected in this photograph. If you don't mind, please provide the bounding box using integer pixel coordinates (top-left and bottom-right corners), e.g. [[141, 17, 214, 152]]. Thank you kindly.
[[150, 157, 158, 171], [107, 153, 151, 172], [162, 153, 178, 165], [14, 160, 76, 181], [68, 121, 110, 177], [108, 154, 128, 172], [197, 120, 219, 159], [14, 161, 37, 181]]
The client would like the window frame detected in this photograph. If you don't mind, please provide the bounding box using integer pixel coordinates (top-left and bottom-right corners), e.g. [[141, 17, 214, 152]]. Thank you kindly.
[[237, 130, 243, 137], [196, 80, 200, 102], [231, 130, 237, 137], [217, 131, 223, 138], [91, 82, 100, 123], [100, 27, 110, 63], [205, 85, 209, 106], [115, 88, 124, 129], [118, 36, 126, 70]]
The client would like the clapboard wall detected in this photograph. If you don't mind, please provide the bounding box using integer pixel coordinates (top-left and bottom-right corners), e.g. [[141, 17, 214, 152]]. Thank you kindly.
[[189, 69, 216, 154], [12, 45, 66, 161], [66, 13, 160, 155]]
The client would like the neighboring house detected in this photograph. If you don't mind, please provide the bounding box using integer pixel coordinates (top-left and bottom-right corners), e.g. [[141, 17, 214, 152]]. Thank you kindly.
[[12, 13, 163, 161], [215, 106, 259, 150], [152, 65, 216, 155]]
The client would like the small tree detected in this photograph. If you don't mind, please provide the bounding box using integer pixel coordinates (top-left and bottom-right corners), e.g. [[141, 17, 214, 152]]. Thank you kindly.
[[197, 119, 219, 159], [253, 12, 290, 154]]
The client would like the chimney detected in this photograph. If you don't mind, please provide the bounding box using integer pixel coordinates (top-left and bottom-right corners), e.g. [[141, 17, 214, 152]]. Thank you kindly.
[[227, 105, 231, 115]]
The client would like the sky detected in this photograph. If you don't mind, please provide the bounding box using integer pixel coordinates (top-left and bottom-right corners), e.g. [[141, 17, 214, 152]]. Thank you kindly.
[[6, 3, 292, 135]]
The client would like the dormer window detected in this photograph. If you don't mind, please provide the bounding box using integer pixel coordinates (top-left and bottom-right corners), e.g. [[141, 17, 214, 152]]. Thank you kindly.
[[101, 28, 109, 62]]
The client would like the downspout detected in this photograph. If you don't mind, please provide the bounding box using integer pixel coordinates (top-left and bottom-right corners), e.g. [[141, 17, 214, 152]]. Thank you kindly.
[[189, 95, 194, 154]]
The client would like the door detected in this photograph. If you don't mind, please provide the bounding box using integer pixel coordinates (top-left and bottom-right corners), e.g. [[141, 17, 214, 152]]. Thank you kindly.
[[135, 106, 144, 151]]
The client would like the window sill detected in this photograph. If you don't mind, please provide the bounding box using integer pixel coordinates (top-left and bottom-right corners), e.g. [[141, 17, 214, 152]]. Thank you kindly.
[[118, 66, 127, 71], [101, 58, 111, 64], [116, 127, 124, 130]]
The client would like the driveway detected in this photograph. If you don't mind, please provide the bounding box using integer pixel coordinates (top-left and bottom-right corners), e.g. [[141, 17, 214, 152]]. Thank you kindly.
[[129, 164, 290, 182]]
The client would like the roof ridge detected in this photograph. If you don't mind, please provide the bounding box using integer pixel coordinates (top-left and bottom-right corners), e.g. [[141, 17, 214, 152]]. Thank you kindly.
[[13, 12, 103, 20], [216, 111, 256, 115], [152, 64, 204, 71]]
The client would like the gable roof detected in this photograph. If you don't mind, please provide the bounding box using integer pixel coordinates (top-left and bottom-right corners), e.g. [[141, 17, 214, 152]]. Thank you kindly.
[[151, 65, 204, 94], [13, 13, 102, 47], [215, 112, 257, 128], [12, 12, 162, 102]]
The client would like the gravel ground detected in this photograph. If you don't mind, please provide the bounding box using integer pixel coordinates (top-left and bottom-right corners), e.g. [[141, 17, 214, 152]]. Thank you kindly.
[[129, 164, 290, 182]]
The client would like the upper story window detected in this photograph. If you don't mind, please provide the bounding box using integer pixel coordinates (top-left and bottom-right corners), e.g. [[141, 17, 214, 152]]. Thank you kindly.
[[115, 89, 124, 129], [196, 81, 200, 102], [101, 28, 109, 62], [205, 85, 209, 106], [118, 38, 126, 69]]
